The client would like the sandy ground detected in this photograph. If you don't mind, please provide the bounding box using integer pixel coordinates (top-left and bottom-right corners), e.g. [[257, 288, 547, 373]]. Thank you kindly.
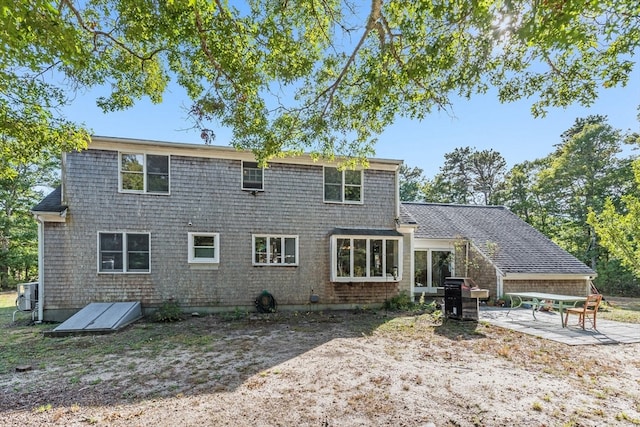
[[2, 310, 640, 426]]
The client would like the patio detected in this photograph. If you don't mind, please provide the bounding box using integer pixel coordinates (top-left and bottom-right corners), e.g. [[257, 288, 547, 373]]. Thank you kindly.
[[479, 306, 640, 345]]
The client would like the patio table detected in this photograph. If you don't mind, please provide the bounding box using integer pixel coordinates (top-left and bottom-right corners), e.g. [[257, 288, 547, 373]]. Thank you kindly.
[[505, 292, 587, 328]]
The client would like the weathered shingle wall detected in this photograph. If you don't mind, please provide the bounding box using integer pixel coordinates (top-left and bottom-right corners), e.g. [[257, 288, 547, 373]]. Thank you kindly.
[[42, 148, 400, 319], [502, 279, 590, 297]]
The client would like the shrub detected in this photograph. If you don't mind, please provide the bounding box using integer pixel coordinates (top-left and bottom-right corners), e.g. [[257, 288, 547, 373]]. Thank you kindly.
[[383, 291, 413, 311], [383, 291, 441, 313], [153, 299, 183, 322]]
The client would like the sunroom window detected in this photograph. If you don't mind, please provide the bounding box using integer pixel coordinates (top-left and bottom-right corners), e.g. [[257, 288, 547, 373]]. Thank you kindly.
[[331, 232, 401, 282]]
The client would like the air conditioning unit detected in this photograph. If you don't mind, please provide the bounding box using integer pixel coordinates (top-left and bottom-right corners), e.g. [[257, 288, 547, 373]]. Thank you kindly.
[[17, 282, 38, 311]]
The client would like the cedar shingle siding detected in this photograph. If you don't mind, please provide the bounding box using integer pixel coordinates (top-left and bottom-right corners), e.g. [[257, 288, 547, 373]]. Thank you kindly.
[[36, 138, 404, 321]]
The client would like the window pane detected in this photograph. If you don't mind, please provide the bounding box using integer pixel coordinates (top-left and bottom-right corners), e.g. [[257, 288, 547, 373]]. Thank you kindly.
[[284, 237, 296, 264], [385, 240, 398, 277], [100, 233, 122, 251], [194, 236, 215, 247], [147, 155, 168, 174], [147, 173, 169, 193], [127, 234, 149, 251], [414, 251, 428, 286], [354, 239, 366, 277], [194, 247, 215, 258], [122, 172, 143, 191], [370, 239, 383, 277], [121, 154, 143, 172], [100, 252, 123, 272], [128, 252, 150, 271], [344, 170, 361, 185], [324, 167, 342, 184], [324, 184, 342, 201], [432, 251, 452, 287], [337, 238, 351, 277], [270, 237, 282, 264], [255, 236, 267, 264], [344, 185, 361, 202]]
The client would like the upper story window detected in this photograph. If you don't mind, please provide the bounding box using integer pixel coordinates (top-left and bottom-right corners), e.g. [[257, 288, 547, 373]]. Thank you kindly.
[[253, 235, 298, 266], [324, 167, 362, 203], [330, 234, 402, 282], [98, 232, 150, 273], [188, 232, 220, 264], [120, 152, 170, 194], [242, 161, 263, 191]]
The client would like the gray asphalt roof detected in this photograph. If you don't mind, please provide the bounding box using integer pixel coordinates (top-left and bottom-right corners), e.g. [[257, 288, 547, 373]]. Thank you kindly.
[[401, 202, 595, 276], [32, 186, 67, 213]]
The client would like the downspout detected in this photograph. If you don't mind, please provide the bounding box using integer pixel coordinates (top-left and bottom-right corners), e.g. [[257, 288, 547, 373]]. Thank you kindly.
[[465, 241, 469, 277], [36, 216, 44, 323], [394, 165, 400, 221]]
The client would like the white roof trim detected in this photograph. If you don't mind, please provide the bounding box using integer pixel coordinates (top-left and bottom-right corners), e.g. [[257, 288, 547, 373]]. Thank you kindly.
[[33, 210, 68, 223], [87, 136, 402, 171]]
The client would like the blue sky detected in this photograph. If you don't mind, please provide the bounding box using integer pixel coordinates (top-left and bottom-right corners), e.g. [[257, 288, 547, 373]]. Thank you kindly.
[[66, 70, 639, 178]]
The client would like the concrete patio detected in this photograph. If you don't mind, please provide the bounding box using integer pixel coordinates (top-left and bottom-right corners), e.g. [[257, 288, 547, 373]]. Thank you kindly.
[[479, 306, 640, 345]]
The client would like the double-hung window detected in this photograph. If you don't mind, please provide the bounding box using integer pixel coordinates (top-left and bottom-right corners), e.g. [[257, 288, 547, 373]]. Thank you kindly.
[[188, 232, 220, 264], [120, 152, 170, 194], [98, 232, 150, 273], [331, 233, 402, 282], [242, 161, 264, 190], [324, 167, 362, 203], [253, 235, 298, 266]]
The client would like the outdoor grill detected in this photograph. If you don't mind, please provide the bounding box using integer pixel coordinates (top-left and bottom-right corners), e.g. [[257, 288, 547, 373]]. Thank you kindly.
[[443, 277, 489, 320]]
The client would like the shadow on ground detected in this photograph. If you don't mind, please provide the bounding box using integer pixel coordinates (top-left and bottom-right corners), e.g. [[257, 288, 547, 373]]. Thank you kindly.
[[433, 317, 487, 340], [0, 309, 416, 411]]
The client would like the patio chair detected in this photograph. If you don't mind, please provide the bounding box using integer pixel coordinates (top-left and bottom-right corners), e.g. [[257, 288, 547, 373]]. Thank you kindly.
[[564, 294, 602, 330]]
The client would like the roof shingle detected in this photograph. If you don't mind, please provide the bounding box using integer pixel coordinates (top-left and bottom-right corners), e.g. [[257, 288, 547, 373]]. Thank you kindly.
[[401, 202, 595, 276], [32, 186, 67, 213]]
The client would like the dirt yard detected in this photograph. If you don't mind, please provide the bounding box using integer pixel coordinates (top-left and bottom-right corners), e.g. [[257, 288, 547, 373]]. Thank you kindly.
[[2, 309, 640, 426]]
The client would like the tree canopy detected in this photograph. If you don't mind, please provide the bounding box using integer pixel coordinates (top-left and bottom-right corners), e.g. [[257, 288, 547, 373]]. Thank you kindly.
[[2, 0, 639, 172], [398, 164, 425, 201], [405, 114, 640, 293], [422, 147, 507, 205], [0, 149, 59, 289], [588, 158, 640, 281]]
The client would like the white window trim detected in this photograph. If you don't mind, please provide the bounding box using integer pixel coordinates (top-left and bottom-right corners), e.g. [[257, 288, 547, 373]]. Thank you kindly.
[[323, 167, 363, 204], [188, 232, 220, 264], [118, 152, 171, 195], [242, 161, 264, 191], [252, 234, 299, 266], [97, 231, 151, 274], [330, 235, 402, 282]]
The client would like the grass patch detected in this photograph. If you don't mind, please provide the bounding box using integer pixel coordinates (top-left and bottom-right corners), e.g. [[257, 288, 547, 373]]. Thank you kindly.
[[0, 317, 219, 375], [0, 291, 17, 319], [0, 291, 16, 307], [599, 300, 640, 323]]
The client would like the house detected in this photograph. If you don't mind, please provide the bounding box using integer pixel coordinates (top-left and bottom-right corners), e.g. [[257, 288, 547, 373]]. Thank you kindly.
[[31, 136, 596, 322], [31, 136, 408, 322], [399, 203, 597, 301]]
